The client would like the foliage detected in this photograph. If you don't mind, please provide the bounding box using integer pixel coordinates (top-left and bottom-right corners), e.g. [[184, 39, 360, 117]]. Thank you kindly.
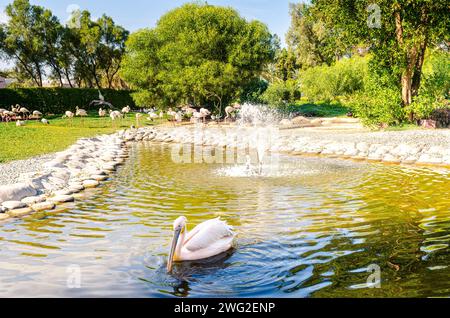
[[406, 49, 450, 120], [300, 55, 368, 102], [312, 0, 449, 108], [260, 79, 301, 106], [349, 72, 404, 127], [121, 2, 276, 112], [0, 0, 129, 88], [262, 47, 299, 83], [239, 78, 268, 104], [286, 3, 351, 69], [282, 101, 350, 118], [0, 88, 135, 114], [429, 108, 450, 127]]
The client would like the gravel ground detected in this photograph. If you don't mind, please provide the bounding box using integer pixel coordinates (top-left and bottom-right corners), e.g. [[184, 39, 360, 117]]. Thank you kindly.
[[282, 128, 450, 149], [0, 154, 55, 186]]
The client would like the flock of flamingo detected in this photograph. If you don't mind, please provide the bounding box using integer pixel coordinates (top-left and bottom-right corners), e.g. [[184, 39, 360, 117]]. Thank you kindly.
[[0, 102, 242, 129]]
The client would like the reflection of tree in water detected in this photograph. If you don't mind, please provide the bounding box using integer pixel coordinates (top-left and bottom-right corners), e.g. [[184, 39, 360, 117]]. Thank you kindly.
[[307, 166, 450, 297]]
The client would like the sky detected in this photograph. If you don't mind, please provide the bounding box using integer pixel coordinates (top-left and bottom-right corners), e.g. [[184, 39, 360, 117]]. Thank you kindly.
[[0, 0, 299, 70], [0, 0, 294, 42]]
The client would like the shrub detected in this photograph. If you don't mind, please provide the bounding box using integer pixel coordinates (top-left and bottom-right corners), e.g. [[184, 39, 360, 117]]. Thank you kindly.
[[429, 107, 450, 127], [300, 55, 368, 102], [0, 88, 135, 114], [349, 72, 404, 127], [260, 79, 301, 106], [408, 50, 450, 120], [240, 79, 269, 104]]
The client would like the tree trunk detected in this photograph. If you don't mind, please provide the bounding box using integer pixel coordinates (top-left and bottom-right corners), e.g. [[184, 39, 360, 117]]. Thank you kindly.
[[401, 72, 413, 106]]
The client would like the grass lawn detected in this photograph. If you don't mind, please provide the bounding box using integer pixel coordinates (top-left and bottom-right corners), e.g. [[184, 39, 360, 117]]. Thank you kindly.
[[282, 101, 351, 118], [0, 113, 160, 163]]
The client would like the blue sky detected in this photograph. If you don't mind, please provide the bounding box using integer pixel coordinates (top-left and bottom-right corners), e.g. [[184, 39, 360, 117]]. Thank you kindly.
[[1, 0, 295, 43]]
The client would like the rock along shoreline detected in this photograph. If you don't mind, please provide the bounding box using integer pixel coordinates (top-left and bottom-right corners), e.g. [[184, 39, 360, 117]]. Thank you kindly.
[[1, 125, 450, 222]]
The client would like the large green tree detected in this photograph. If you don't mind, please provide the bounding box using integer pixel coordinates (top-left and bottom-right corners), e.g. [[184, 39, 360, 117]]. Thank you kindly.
[[0, 0, 128, 89], [0, 0, 49, 86], [312, 0, 449, 112], [121, 2, 276, 112], [66, 11, 129, 89], [287, 3, 351, 69]]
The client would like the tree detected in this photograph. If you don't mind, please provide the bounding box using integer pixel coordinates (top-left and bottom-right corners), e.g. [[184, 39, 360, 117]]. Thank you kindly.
[[1, 0, 48, 86], [287, 3, 350, 69], [0, 0, 129, 89], [66, 12, 129, 89], [121, 3, 276, 112], [313, 0, 449, 114]]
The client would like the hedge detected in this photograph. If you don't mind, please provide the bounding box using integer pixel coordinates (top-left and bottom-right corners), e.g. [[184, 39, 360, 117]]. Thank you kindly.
[[0, 88, 136, 114]]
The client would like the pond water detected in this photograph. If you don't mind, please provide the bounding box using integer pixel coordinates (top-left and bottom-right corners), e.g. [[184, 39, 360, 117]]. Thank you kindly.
[[0, 142, 449, 298]]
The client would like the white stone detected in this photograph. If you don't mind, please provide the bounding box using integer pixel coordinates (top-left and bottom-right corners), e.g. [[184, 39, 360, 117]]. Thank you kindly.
[[22, 196, 46, 206], [7, 207, 33, 217], [383, 154, 401, 163], [54, 189, 73, 196], [31, 202, 56, 212], [2, 201, 27, 210], [0, 183, 38, 204], [48, 195, 75, 204], [91, 175, 108, 181], [356, 142, 369, 152], [83, 180, 99, 188], [417, 154, 443, 165]]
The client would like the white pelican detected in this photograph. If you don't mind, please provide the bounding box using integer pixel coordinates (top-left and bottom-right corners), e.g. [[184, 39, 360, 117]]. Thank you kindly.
[[167, 216, 235, 272]]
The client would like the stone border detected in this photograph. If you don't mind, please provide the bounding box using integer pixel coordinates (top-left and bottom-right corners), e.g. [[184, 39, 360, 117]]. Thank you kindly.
[[0, 133, 131, 223], [129, 126, 450, 168]]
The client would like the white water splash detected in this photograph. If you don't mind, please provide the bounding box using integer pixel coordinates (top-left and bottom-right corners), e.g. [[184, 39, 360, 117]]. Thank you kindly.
[[237, 103, 283, 127]]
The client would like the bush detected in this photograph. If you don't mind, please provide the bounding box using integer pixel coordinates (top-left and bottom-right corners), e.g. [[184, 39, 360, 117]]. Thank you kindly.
[[407, 50, 450, 120], [430, 107, 450, 127], [261, 79, 301, 106], [300, 55, 368, 102], [240, 79, 268, 104], [349, 72, 404, 127], [0, 88, 135, 114]]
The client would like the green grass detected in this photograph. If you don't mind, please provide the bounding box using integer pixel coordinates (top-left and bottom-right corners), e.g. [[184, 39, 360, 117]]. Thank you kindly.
[[384, 124, 423, 131], [0, 113, 160, 163], [281, 101, 351, 118]]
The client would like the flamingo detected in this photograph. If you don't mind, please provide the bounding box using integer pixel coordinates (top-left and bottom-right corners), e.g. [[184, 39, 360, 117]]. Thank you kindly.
[[110, 110, 123, 127], [41, 118, 50, 125], [199, 108, 211, 123], [18, 107, 30, 119], [175, 111, 183, 124], [225, 103, 241, 122], [16, 120, 26, 127], [135, 113, 143, 127], [167, 216, 235, 272], [167, 108, 177, 123], [75, 106, 88, 126], [121, 106, 131, 119], [191, 110, 203, 123], [147, 111, 159, 121], [63, 111, 75, 125], [75, 106, 88, 117], [98, 108, 107, 117], [32, 110, 43, 119]]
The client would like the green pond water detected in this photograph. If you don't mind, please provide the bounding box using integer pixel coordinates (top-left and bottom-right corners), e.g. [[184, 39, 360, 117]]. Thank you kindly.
[[0, 142, 449, 297]]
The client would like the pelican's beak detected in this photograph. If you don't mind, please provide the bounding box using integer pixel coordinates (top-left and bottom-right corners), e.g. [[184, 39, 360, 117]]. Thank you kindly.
[[167, 227, 181, 273]]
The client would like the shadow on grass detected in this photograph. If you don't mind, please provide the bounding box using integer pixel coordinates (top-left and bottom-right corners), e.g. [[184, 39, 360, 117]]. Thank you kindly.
[[280, 101, 351, 118]]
